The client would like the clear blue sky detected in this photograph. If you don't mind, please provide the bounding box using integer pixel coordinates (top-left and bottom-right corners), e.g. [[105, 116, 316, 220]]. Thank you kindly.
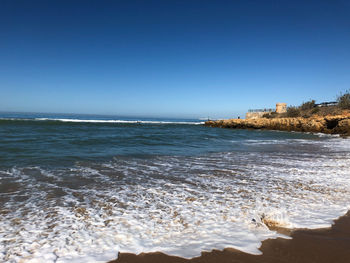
[[1, 0, 350, 118]]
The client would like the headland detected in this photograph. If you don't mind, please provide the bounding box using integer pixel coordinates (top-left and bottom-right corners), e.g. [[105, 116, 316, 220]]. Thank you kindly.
[[206, 95, 350, 135], [205, 113, 350, 136]]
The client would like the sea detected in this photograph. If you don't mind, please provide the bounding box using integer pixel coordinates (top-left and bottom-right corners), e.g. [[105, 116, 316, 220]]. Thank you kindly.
[[1, 112, 350, 263]]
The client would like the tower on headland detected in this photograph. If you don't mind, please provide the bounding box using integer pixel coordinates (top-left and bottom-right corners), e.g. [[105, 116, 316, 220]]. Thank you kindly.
[[276, 103, 287, 113], [246, 102, 287, 119]]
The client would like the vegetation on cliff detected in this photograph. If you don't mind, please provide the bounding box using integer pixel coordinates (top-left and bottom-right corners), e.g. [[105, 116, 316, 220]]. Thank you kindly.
[[262, 90, 350, 119], [338, 90, 350, 110]]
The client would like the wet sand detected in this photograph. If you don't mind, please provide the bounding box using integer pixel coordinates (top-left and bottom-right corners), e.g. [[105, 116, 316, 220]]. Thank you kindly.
[[109, 211, 350, 263]]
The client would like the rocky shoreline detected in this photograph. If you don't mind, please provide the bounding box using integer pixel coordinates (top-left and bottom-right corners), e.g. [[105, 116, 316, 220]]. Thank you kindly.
[[205, 113, 350, 136]]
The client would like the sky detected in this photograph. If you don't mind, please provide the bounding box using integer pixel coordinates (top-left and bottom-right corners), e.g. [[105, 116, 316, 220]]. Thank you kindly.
[[1, 0, 350, 119]]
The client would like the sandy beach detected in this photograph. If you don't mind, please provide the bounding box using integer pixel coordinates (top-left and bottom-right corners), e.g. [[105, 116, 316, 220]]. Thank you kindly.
[[109, 211, 350, 263]]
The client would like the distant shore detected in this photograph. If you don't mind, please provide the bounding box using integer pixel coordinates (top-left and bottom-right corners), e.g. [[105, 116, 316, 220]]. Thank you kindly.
[[204, 113, 350, 136], [109, 211, 350, 263]]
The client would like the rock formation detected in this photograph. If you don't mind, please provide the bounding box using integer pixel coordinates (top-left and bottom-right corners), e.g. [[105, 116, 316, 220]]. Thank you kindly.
[[205, 113, 350, 136]]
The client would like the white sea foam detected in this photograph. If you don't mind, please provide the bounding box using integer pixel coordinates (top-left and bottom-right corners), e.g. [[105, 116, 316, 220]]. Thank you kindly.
[[0, 117, 204, 125], [33, 118, 204, 125], [1, 138, 350, 262]]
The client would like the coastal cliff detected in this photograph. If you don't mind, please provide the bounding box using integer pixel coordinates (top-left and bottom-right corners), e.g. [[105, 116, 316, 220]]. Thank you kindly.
[[205, 113, 350, 136]]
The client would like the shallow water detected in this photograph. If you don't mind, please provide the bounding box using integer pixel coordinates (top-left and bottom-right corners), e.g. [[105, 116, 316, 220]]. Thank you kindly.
[[1, 113, 350, 262]]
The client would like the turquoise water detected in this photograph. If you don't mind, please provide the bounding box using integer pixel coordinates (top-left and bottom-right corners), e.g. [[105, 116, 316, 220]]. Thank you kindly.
[[1, 112, 350, 262]]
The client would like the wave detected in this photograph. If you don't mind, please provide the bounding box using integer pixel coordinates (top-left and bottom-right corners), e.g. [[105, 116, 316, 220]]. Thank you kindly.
[[0, 117, 204, 125]]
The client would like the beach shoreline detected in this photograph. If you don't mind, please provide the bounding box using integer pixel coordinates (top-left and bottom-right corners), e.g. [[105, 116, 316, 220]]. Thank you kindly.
[[109, 211, 350, 263], [2, 115, 350, 262]]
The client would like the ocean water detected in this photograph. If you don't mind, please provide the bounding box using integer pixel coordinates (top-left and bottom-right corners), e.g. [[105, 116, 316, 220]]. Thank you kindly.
[[1, 113, 350, 263]]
